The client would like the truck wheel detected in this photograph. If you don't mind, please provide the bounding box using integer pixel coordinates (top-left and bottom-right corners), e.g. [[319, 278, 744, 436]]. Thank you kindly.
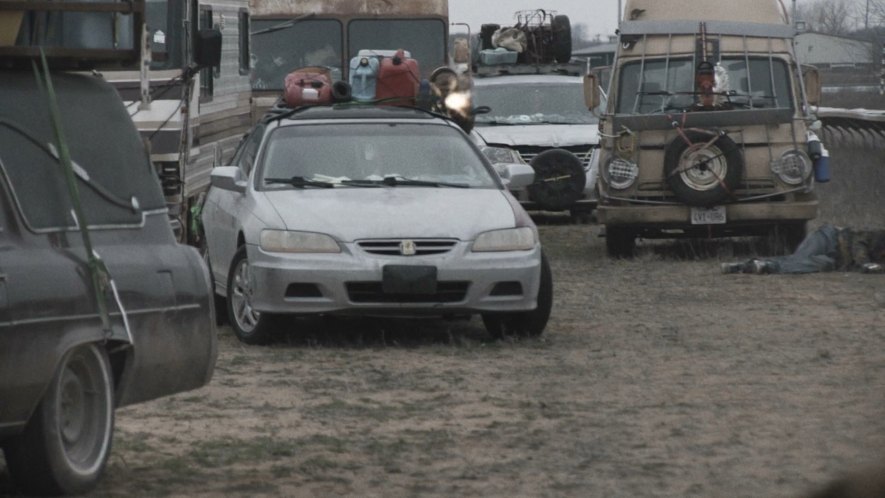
[[663, 130, 743, 206], [551, 15, 572, 63], [227, 246, 277, 345], [606, 225, 636, 258], [482, 253, 553, 339], [4, 344, 114, 496], [527, 149, 586, 211]]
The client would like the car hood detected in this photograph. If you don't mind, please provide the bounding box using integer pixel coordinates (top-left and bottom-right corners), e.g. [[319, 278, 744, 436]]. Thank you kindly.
[[475, 124, 599, 148], [261, 188, 517, 241]]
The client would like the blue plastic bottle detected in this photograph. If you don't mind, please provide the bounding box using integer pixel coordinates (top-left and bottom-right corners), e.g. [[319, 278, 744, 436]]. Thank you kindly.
[[349, 56, 379, 102]]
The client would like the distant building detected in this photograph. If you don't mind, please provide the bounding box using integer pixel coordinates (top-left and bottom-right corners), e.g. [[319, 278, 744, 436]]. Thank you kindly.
[[573, 42, 616, 68], [794, 32, 877, 69]]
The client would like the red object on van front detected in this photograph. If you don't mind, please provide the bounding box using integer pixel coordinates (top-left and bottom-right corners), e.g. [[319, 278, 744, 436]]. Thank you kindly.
[[284, 66, 333, 107], [376, 49, 420, 105]]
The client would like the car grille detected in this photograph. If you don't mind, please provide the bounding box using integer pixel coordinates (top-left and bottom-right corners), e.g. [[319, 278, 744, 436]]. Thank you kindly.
[[346, 282, 470, 303], [357, 239, 458, 256], [514, 145, 596, 168]]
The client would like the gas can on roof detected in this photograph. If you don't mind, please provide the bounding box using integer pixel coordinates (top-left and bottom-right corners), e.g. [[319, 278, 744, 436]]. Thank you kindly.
[[376, 49, 420, 105]]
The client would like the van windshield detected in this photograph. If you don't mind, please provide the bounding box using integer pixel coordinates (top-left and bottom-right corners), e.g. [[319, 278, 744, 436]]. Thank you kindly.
[[251, 19, 344, 90], [347, 19, 446, 78], [616, 57, 793, 114]]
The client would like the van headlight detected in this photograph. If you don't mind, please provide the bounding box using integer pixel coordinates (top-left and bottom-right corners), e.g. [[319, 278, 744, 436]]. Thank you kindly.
[[260, 230, 341, 253], [771, 150, 812, 185], [472, 227, 537, 252], [605, 157, 639, 190]]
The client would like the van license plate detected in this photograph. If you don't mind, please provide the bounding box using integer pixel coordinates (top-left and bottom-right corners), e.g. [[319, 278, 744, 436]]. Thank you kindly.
[[691, 206, 727, 225]]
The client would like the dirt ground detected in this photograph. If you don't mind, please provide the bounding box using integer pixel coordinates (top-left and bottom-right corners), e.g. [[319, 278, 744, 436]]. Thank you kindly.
[[2, 135, 884, 498]]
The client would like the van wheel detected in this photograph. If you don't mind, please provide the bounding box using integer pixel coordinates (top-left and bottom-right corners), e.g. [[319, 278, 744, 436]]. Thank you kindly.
[[527, 149, 586, 211], [663, 130, 743, 206], [551, 15, 572, 63], [482, 253, 553, 339], [227, 246, 276, 345], [4, 344, 114, 496], [606, 225, 636, 258]]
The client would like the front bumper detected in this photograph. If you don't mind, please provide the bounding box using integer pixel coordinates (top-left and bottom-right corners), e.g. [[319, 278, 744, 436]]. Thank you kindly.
[[246, 242, 542, 315], [597, 200, 819, 227]]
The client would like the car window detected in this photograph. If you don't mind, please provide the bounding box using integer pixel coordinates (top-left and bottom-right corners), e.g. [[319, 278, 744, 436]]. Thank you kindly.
[[236, 125, 265, 176], [258, 123, 498, 188], [473, 81, 598, 125]]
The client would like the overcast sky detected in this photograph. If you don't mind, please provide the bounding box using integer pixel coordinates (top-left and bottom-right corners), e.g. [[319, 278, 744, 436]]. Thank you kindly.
[[447, 0, 824, 40]]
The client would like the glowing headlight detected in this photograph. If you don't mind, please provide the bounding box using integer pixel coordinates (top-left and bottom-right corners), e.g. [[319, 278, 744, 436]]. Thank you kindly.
[[472, 227, 537, 252], [605, 157, 639, 190], [481, 146, 524, 165], [259, 230, 341, 253], [771, 150, 812, 186]]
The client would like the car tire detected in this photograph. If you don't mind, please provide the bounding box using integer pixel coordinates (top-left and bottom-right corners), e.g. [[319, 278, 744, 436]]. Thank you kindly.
[[551, 15, 572, 64], [606, 225, 636, 258], [527, 149, 587, 211], [3, 343, 114, 496], [663, 130, 743, 206], [227, 245, 277, 345], [482, 253, 553, 339]]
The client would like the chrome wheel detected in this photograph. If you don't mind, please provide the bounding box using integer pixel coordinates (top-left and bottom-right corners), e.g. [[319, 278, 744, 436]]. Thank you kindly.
[[230, 255, 260, 334]]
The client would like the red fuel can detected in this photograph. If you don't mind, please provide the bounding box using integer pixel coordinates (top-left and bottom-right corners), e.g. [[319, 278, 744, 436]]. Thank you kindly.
[[284, 66, 333, 107], [376, 49, 420, 105]]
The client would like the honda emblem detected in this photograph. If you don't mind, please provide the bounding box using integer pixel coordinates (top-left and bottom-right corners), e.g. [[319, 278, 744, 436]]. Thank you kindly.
[[399, 240, 417, 256]]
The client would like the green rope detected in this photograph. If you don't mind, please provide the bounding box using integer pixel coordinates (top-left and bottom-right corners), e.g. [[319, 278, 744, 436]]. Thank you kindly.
[[34, 51, 113, 333]]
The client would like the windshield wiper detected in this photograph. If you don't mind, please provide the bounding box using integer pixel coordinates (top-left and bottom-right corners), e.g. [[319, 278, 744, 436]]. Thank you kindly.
[[251, 13, 315, 36], [265, 176, 336, 188], [345, 176, 469, 189]]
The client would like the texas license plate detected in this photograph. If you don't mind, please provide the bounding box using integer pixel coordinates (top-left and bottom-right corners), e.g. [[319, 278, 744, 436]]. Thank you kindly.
[[382, 265, 437, 294], [691, 206, 727, 225]]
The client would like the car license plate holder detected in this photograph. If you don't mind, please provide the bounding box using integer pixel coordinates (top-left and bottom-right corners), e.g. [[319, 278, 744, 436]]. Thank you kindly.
[[382, 265, 438, 295], [691, 206, 727, 225]]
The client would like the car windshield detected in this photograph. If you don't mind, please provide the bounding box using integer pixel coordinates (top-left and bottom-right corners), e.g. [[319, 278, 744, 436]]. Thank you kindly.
[[473, 81, 598, 125], [258, 123, 498, 189], [616, 56, 793, 114]]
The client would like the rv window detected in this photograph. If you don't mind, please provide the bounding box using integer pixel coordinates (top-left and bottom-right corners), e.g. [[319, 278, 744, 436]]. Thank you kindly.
[[617, 57, 793, 115], [239, 9, 251, 75], [199, 6, 215, 101], [347, 19, 446, 78], [251, 19, 344, 91], [146, 0, 184, 69]]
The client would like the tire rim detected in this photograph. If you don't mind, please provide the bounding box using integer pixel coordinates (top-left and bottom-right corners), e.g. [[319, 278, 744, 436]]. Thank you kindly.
[[231, 257, 260, 333], [55, 346, 112, 476], [679, 144, 728, 192]]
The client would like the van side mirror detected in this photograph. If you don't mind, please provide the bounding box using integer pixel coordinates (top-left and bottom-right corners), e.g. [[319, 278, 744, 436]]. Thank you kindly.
[[195, 28, 222, 68], [803, 65, 821, 106], [583, 74, 600, 110]]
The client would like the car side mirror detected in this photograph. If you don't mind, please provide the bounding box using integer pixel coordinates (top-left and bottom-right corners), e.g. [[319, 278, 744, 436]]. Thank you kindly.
[[194, 28, 222, 69], [495, 163, 535, 190], [210, 166, 247, 194], [584, 74, 600, 111], [803, 65, 821, 106]]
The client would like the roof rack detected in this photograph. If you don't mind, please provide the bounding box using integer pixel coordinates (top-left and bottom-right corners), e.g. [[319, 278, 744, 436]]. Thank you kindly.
[[0, 1, 145, 70], [474, 61, 585, 77]]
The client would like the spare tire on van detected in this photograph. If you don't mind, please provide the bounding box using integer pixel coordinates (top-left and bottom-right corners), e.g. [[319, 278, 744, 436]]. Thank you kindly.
[[663, 130, 743, 206]]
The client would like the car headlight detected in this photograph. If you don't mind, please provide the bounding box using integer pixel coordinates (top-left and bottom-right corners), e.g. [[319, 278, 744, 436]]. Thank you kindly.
[[771, 150, 812, 186], [472, 227, 537, 252], [259, 230, 341, 253], [605, 157, 639, 190], [481, 146, 524, 164]]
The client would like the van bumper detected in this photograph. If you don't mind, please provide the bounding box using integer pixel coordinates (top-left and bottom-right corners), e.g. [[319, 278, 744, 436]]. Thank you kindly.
[[598, 200, 819, 226]]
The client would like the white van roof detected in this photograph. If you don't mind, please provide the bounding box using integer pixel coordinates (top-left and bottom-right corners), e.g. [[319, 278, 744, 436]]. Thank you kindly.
[[623, 0, 789, 25]]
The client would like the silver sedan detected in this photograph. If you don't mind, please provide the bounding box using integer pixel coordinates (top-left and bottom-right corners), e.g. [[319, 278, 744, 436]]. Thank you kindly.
[[201, 106, 553, 343]]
